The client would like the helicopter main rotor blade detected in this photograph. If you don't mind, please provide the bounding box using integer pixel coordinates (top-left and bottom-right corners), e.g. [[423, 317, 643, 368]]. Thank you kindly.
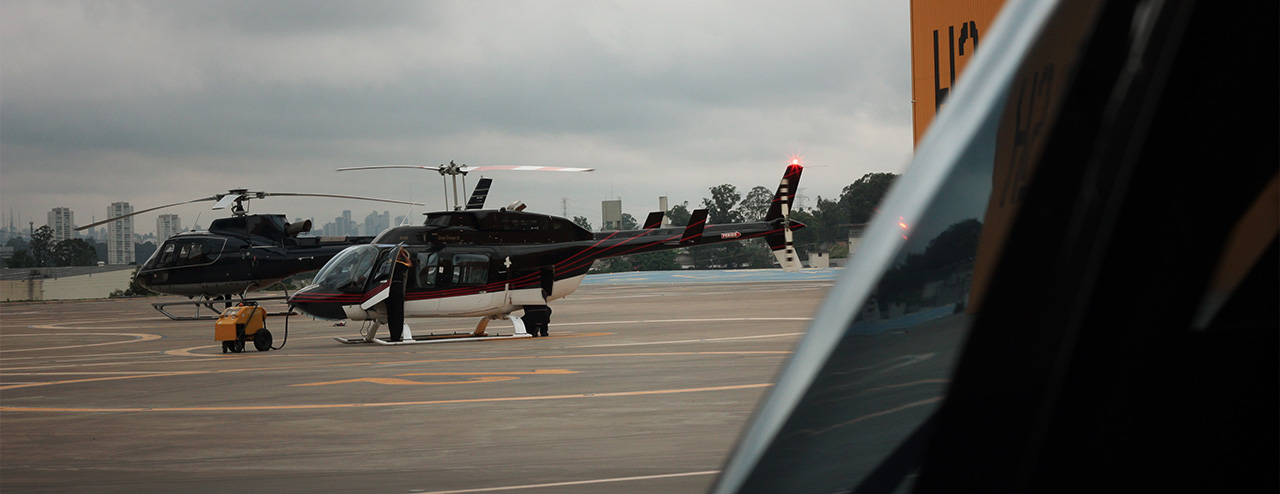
[[262, 192, 427, 207], [337, 165, 438, 172], [338, 164, 595, 174], [466, 166, 594, 172], [76, 196, 219, 230]]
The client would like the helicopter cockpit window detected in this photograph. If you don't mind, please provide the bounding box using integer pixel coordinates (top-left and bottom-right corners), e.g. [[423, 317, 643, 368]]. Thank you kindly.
[[150, 237, 224, 268], [156, 243, 177, 267], [183, 242, 205, 264], [451, 253, 489, 285], [371, 249, 395, 286], [313, 245, 378, 294], [414, 252, 439, 288]]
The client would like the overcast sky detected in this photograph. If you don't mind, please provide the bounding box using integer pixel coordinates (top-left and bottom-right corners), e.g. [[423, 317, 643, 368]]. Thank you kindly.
[[1, 0, 913, 237]]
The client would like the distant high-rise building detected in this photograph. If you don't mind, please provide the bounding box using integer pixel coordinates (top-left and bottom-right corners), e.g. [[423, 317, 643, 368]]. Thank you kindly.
[[364, 210, 391, 237], [107, 202, 134, 265], [47, 207, 75, 243], [341, 210, 355, 236], [157, 214, 182, 240], [602, 199, 623, 231]]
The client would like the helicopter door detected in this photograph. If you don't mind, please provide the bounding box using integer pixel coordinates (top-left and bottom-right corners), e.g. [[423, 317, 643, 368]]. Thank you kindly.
[[436, 250, 504, 315], [508, 265, 554, 306], [405, 250, 442, 314]]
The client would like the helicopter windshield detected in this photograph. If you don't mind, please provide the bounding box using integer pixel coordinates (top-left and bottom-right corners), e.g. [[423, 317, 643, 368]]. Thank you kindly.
[[312, 245, 380, 294]]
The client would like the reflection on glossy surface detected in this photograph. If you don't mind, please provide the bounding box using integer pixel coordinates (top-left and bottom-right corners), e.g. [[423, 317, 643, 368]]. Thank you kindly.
[[713, 0, 1077, 492]]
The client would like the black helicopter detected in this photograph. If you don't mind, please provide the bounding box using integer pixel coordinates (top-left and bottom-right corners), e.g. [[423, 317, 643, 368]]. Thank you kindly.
[[76, 189, 430, 319], [288, 163, 805, 344]]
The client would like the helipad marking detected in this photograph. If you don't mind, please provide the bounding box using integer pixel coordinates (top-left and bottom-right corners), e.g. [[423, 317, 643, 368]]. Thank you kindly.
[[0, 333, 162, 353], [0, 382, 773, 413], [569, 332, 805, 348]]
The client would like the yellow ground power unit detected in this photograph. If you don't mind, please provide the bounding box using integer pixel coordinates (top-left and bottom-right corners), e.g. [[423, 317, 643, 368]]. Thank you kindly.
[[214, 303, 273, 353]]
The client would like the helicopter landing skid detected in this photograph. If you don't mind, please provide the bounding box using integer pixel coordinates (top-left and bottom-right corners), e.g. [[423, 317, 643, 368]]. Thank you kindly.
[[333, 315, 533, 345], [153, 296, 292, 321]]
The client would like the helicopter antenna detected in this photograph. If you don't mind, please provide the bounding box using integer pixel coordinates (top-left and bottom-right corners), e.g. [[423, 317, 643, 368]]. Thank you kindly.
[[399, 189, 416, 226]]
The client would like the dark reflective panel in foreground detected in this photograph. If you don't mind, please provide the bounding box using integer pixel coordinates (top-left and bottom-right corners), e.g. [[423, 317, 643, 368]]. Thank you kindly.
[[717, 0, 1278, 491], [714, 0, 1101, 491]]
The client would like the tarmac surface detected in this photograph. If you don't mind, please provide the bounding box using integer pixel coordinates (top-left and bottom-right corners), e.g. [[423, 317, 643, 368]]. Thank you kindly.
[[1, 275, 834, 493]]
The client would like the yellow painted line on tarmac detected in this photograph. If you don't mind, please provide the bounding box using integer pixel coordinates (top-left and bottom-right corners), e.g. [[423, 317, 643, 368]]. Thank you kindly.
[[293, 369, 580, 387], [0, 362, 375, 391], [0, 351, 787, 392], [399, 369, 580, 376], [0, 333, 162, 353], [0, 382, 773, 413], [375, 350, 792, 366], [0, 371, 207, 391], [161, 332, 615, 357], [293, 375, 521, 386]]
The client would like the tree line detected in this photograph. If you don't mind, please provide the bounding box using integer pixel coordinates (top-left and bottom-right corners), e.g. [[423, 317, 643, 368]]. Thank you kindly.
[[3, 226, 159, 268]]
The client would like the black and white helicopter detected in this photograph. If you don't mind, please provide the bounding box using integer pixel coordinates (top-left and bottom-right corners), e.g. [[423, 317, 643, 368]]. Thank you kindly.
[[288, 163, 805, 344], [77, 189, 427, 319]]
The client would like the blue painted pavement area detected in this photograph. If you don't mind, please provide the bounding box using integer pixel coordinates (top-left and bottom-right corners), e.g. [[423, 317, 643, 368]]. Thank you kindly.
[[581, 268, 843, 285]]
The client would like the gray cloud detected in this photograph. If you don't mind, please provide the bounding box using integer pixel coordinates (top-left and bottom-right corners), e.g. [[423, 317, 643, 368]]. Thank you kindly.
[[1, 0, 912, 234]]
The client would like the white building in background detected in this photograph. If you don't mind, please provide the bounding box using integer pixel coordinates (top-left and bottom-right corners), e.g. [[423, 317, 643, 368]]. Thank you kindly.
[[601, 200, 622, 231], [106, 202, 134, 265], [47, 207, 75, 243], [157, 214, 182, 240]]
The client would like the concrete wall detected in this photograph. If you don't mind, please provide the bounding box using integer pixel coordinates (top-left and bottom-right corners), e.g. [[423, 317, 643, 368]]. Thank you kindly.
[[41, 269, 135, 300], [2, 269, 134, 301], [1, 279, 43, 301]]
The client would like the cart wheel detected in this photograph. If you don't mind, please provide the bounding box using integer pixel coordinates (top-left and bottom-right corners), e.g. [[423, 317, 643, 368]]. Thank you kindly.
[[222, 341, 231, 354], [254, 328, 273, 352], [232, 340, 245, 353]]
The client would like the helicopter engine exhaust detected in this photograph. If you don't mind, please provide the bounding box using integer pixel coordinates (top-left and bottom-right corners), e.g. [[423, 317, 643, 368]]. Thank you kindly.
[[285, 219, 313, 237]]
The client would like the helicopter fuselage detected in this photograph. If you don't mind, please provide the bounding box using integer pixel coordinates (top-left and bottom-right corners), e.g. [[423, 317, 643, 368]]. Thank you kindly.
[[137, 214, 374, 298], [288, 208, 800, 321]]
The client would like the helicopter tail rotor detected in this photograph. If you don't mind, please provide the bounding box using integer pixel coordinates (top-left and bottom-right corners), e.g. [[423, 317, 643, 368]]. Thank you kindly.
[[764, 161, 805, 272]]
